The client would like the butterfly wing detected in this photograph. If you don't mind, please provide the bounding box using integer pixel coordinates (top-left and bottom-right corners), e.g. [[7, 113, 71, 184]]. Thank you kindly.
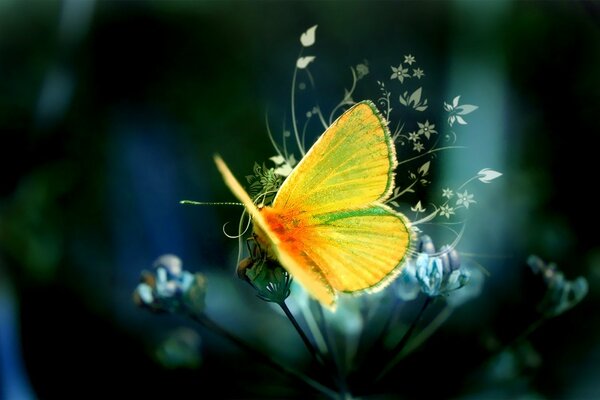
[[266, 101, 411, 306], [216, 101, 411, 310], [262, 202, 410, 297], [273, 101, 397, 213], [214, 155, 336, 306]]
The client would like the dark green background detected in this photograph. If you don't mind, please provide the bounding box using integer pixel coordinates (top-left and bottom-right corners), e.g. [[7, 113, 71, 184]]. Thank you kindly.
[[1, 0, 599, 398]]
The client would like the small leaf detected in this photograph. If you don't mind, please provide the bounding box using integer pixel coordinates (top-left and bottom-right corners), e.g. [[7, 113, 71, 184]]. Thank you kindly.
[[296, 56, 316, 69], [448, 115, 456, 127], [418, 161, 430, 176], [477, 168, 503, 183], [288, 154, 297, 167], [409, 87, 422, 106], [389, 201, 400, 207], [456, 104, 478, 115], [269, 155, 285, 165], [443, 102, 453, 112], [409, 172, 416, 179], [300, 25, 318, 47], [399, 93, 407, 106], [452, 95, 460, 108], [274, 164, 293, 177], [411, 200, 425, 212], [415, 105, 428, 112], [456, 115, 467, 125]]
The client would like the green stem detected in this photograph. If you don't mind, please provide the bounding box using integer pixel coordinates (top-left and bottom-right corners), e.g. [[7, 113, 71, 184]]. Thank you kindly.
[[279, 300, 327, 368], [396, 146, 466, 167], [315, 304, 349, 398], [376, 296, 432, 382], [189, 312, 338, 399], [400, 305, 453, 357], [291, 50, 305, 157]]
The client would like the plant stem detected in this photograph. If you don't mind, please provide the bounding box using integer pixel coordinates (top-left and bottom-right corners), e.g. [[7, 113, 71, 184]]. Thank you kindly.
[[278, 300, 327, 367], [376, 296, 432, 382], [315, 303, 350, 398], [400, 304, 453, 357], [189, 312, 338, 399], [291, 50, 305, 157]]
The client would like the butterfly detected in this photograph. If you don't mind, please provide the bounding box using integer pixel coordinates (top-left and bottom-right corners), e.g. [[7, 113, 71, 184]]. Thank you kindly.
[[215, 100, 412, 310]]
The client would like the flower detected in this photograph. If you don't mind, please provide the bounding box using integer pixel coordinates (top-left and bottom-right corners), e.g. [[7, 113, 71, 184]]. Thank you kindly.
[[355, 62, 369, 79], [242, 257, 292, 304], [408, 131, 421, 142], [413, 68, 425, 79], [439, 205, 455, 218], [417, 120, 437, 139], [413, 142, 425, 152], [134, 254, 207, 315], [444, 95, 478, 126], [527, 255, 588, 317], [404, 54, 416, 65], [390, 64, 410, 83], [416, 253, 444, 296], [446, 262, 484, 307], [456, 190, 476, 209], [442, 188, 454, 199]]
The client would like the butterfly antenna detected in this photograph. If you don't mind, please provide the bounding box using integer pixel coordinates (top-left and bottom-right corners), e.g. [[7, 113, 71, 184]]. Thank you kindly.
[[180, 200, 242, 206]]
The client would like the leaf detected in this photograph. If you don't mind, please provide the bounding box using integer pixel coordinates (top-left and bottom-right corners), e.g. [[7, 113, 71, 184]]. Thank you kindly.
[[448, 115, 456, 127], [288, 154, 297, 167], [411, 200, 425, 212], [443, 102, 453, 112], [415, 105, 428, 112], [418, 161, 430, 176], [452, 95, 460, 108], [456, 104, 478, 115], [477, 168, 503, 183], [274, 164, 293, 177], [269, 155, 285, 165], [408, 87, 422, 106], [399, 94, 407, 106], [296, 56, 316, 69], [456, 115, 467, 125], [300, 25, 318, 47]]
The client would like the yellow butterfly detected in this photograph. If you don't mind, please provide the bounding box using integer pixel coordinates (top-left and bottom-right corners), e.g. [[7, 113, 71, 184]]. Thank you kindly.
[[215, 100, 412, 310]]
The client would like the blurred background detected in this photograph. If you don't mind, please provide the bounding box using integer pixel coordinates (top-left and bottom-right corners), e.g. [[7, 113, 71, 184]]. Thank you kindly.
[[0, 0, 599, 398]]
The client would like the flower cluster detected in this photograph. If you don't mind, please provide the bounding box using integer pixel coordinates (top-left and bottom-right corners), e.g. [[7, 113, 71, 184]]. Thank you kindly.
[[133, 254, 206, 316], [395, 235, 474, 301], [527, 255, 588, 317]]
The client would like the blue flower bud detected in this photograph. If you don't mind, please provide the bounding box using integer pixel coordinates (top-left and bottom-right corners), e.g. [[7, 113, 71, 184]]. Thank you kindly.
[[416, 253, 443, 296], [417, 235, 436, 255]]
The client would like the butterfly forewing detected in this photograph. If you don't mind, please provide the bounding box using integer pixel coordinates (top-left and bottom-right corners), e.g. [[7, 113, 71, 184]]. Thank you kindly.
[[273, 101, 397, 214]]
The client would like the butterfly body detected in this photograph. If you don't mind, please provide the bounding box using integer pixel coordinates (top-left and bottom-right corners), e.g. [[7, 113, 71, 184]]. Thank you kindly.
[[216, 100, 412, 310]]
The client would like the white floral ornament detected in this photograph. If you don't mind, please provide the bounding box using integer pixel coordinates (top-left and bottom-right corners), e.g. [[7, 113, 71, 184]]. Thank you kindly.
[[444, 95, 478, 127], [456, 190, 476, 209], [411, 201, 426, 212], [477, 168, 502, 183], [300, 25, 318, 47], [296, 56, 316, 69], [270, 154, 296, 177], [390, 64, 410, 83], [417, 120, 437, 139], [439, 205, 455, 219]]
